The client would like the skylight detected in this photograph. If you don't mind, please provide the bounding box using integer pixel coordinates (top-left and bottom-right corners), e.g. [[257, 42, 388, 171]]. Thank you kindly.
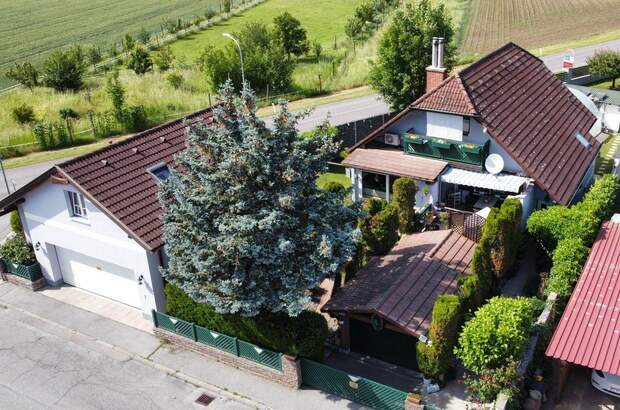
[[575, 132, 591, 150], [148, 163, 171, 182]]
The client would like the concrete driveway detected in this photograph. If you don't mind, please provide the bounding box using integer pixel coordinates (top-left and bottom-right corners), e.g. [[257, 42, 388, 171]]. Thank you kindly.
[[0, 304, 249, 410]]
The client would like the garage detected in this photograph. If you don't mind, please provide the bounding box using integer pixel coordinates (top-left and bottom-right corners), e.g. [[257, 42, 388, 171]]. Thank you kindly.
[[55, 247, 141, 308], [350, 318, 418, 370]]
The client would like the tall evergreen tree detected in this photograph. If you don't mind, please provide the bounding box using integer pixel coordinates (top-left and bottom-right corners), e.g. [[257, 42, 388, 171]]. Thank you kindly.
[[159, 82, 361, 317], [368, 0, 455, 110]]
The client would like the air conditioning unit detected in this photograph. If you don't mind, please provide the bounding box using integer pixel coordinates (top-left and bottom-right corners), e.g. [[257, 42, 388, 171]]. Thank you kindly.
[[384, 133, 400, 146]]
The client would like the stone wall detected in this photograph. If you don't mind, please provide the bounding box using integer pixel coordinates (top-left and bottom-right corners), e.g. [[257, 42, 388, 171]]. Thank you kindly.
[[0, 272, 46, 291], [154, 328, 302, 388]]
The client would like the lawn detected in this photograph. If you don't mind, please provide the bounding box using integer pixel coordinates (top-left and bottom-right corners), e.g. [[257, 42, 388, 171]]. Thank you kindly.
[[316, 166, 351, 190], [459, 0, 620, 56]]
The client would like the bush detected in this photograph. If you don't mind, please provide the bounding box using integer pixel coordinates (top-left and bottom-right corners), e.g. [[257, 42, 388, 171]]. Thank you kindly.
[[154, 46, 174, 72], [485, 198, 522, 280], [0, 235, 36, 266], [463, 361, 521, 404], [127, 45, 153, 75], [528, 175, 619, 250], [417, 294, 462, 378], [122, 105, 148, 132], [455, 296, 543, 373], [323, 181, 345, 194], [166, 72, 184, 89], [10, 211, 23, 235], [12, 104, 36, 124], [42, 45, 86, 91], [545, 238, 590, 301], [392, 177, 416, 233], [164, 284, 328, 360], [360, 200, 399, 255], [5, 61, 39, 90]]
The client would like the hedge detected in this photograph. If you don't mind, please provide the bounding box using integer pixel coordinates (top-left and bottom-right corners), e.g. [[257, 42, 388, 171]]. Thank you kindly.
[[10, 211, 23, 235], [455, 296, 543, 373], [545, 238, 590, 301], [359, 198, 399, 255], [164, 284, 328, 361], [528, 174, 619, 251], [417, 294, 461, 378], [485, 198, 522, 280], [392, 177, 416, 234], [0, 235, 36, 266]]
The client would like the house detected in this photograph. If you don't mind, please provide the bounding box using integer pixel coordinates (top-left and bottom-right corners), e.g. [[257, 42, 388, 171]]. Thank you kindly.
[[343, 40, 602, 222], [0, 108, 214, 317], [323, 229, 476, 370], [567, 84, 620, 133], [545, 214, 620, 396]]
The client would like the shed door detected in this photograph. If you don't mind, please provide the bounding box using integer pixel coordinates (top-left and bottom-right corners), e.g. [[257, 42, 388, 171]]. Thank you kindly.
[[56, 247, 141, 308], [350, 318, 418, 370]]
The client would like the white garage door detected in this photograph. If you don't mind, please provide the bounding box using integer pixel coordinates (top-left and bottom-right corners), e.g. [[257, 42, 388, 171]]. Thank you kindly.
[[56, 247, 141, 308]]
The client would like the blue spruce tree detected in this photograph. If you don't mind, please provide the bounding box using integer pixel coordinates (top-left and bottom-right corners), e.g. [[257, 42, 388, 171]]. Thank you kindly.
[[159, 82, 361, 317]]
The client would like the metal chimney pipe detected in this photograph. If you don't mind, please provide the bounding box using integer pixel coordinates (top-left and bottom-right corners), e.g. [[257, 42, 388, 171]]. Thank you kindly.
[[437, 38, 445, 69], [431, 37, 439, 68]]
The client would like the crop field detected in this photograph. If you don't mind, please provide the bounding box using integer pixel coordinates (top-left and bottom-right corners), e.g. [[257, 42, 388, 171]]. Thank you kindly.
[[460, 0, 620, 55]]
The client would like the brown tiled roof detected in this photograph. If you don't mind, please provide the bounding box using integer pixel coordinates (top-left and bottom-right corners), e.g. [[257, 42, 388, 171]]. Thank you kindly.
[[459, 43, 599, 204], [350, 43, 600, 204], [57, 108, 214, 250], [411, 76, 477, 116], [341, 148, 447, 182], [323, 230, 476, 337]]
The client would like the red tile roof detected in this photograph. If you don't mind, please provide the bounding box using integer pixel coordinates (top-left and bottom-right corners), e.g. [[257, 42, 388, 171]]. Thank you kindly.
[[57, 108, 214, 250], [341, 148, 447, 182], [323, 230, 476, 337], [411, 76, 477, 116], [546, 217, 620, 375], [350, 43, 600, 205]]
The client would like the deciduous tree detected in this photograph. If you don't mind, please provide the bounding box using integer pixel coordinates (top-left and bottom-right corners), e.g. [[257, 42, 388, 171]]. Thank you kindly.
[[127, 45, 153, 75], [272, 12, 309, 59], [369, 0, 455, 110], [5, 62, 39, 90], [153, 46, 174, 71], [159, 82, 361, 316], [587, 50, 620, 89], [42, 45, 86, 92]]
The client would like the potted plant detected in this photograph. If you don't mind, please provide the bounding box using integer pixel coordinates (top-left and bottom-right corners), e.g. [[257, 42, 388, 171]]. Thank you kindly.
[[0, 235, 41, 281], [422, 186, 431, 197], [407, 390, 422, 404]]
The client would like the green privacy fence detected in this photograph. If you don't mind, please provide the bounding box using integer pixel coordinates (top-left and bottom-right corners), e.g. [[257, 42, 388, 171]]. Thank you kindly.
[[152, 310, 283, 371], [300, 358, 408, 410], [1, 260, 42, 281]]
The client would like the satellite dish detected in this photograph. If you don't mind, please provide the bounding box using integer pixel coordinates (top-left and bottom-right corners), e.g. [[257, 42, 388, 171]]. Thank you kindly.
[[485, 154, 504, 175]]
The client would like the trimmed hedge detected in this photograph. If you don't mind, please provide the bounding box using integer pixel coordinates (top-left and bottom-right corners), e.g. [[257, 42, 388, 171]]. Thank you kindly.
[[392, 177, 417, 234], [486, 199, 522, 280], [323, 181, 346, 194], [164, 284, 328, 361], [545, 238, 590, 301], [455, 296, 543, 373], [359, 198, 399, 255], [10, 211, 23, 235], [417, 294, 462, 378], [528, 175, 619, 250]]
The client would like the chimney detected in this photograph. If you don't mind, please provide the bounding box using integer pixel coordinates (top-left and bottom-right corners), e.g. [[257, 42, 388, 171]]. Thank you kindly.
[[426, 37, 447, 93]]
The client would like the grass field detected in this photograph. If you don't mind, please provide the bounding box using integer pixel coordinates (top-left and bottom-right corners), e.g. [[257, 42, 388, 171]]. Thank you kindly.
[[459, 0, 620, 55]]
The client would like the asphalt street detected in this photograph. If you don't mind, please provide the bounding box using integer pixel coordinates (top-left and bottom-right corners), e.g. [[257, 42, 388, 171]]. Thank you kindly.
[[0, 304, 248, 410]]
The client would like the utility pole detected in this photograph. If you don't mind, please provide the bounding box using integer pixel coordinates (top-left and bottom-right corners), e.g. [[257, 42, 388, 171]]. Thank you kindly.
[[0, 157, 10, 195]]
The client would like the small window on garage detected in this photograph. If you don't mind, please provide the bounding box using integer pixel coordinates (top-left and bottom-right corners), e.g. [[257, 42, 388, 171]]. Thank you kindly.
[[463, 117, 471, 136], [68, 191, 87, 218], [148, 163, 171, 182]]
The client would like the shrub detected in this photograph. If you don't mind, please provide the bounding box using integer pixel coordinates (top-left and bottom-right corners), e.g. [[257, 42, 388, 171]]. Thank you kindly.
[[164, 284, 328, 360], [154, 46, 174, 72], [42, 45, 86, 91], [10, 211, 23, 235], [127, 45, 153, 75], [93, 111, 120, 138], [5, 61, 39, 90], [455, 296, 543, 373], [12, 104, 36, 124], [0, 235, 36, 266], [360, 201, 399, 255], [392, 177, 416, 233], [485, 198, 522, 280], [122, 105, 148, 132], [166, 72, 184, 89], [545, 238, 590, 301], [417, 294, 462, 378], [323, 181, 345, 194], [463, 361, 521, 404]]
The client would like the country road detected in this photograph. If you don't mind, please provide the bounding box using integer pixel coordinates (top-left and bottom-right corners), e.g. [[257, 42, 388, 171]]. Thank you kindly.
[[0, 38, 619, 238]]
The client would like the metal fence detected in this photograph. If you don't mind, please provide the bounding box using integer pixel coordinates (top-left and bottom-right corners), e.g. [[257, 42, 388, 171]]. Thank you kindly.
[[152, 310, 283, 371], [300, 358, 408, 410]]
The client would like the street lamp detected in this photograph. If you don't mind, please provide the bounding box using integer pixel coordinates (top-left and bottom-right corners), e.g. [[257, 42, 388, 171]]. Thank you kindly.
[[222, 32, 245, 88]]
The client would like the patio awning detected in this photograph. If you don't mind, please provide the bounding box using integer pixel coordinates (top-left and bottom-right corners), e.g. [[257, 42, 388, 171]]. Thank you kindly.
[[440, 168, 528, 193]]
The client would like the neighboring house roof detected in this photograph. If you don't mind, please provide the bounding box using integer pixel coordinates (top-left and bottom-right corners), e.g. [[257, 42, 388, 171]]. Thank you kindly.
[[546, 215, 620, 375], [0, 108, 214, 251], [349, 43, 600, 205], [341, 148, 447, 182], [568, 84, 620, 107], [411, 75, 477, 116], [324, 230, 476, 337]]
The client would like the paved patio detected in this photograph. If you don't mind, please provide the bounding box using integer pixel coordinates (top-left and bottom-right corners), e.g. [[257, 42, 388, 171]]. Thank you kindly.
[[39, 284, 153, 333]]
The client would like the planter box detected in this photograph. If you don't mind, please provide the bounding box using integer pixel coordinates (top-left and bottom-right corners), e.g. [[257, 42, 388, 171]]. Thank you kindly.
[[430, 139, 452, 149], [461, 143, 483, 154], [1, 259, 42, 281]]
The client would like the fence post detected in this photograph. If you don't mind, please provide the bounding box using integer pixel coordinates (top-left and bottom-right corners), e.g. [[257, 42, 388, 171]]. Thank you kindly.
[[234, 337, 240, 356], [191, 323, 198, 341], [151, 310, 158, 328]]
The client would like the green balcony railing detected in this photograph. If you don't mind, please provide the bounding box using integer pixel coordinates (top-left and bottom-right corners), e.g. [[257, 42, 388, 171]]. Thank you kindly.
[[403, 133, 489, 167]]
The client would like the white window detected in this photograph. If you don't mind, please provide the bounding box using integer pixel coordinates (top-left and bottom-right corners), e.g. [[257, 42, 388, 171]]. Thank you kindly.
[[68, 191, 87, 218]]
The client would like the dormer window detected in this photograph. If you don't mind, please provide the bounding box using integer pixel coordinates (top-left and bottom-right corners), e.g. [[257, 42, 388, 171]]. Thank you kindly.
[[148, 163, 171, 182], [575, 132, 592, 150], [68, 191, 87, 218], [463, 117, 471, 136]]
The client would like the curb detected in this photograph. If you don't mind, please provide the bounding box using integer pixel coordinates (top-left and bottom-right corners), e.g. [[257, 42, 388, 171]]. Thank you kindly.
[[0, 296, 270, 410]]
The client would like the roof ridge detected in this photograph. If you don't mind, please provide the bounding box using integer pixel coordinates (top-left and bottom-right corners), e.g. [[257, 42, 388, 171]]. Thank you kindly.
[[58, 107, 213, 168], [460, 42, 531, 77]]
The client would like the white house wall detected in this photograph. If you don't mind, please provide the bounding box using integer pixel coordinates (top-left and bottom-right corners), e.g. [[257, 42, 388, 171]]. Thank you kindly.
[[19, 181, 165, 316], [465, 119, 524, 174], [426, 112, 464, 141]]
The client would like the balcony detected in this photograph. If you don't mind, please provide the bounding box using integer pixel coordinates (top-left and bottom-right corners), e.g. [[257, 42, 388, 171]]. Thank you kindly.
[[403, 132, 489, 167]]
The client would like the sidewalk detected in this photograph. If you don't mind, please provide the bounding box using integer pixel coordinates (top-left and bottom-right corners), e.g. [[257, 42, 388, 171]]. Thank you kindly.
[[0, 282, 361, 410]]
